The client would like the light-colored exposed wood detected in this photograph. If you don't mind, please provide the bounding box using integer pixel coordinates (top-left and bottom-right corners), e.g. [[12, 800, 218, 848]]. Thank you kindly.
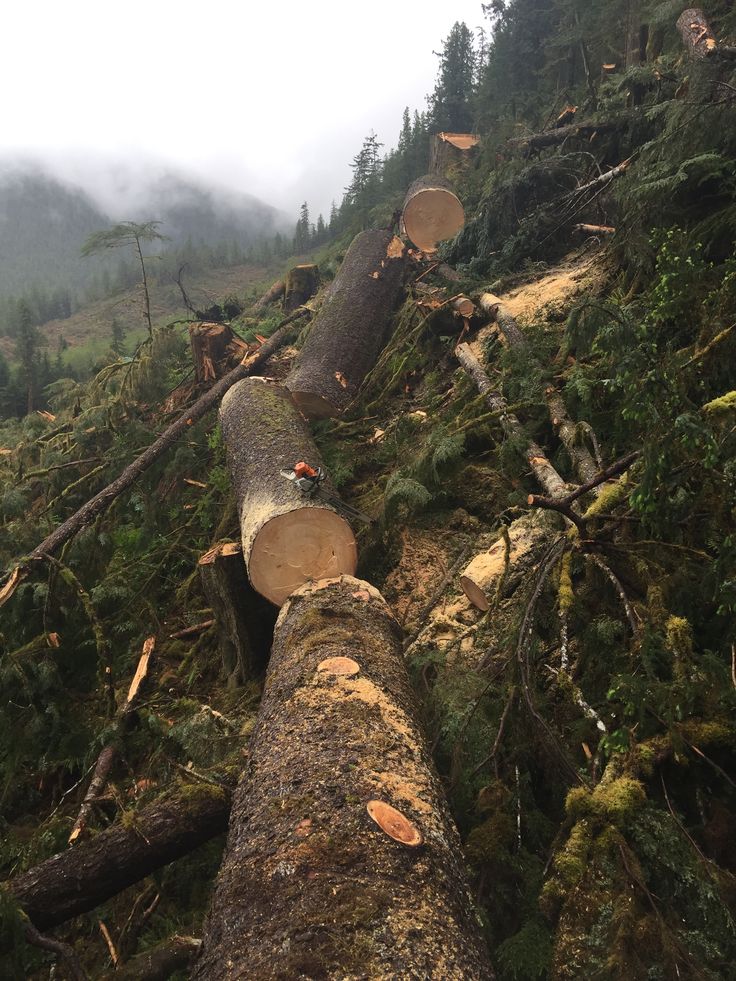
[[403, 176, 465, 252]]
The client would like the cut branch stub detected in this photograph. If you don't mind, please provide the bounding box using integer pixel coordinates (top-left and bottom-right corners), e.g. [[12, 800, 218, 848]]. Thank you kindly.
[[219, 378, 357, 605], [285, 229, 406, 419], [367, 799, 423, 847], [317, 656, 361, 676], [402, 175, 465, 253]]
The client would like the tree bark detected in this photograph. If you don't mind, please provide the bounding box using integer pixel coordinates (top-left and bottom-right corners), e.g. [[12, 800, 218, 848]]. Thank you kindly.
[[283, 263, 320, 314], [198, 542, 275, 683], [285, 229, 406, 418], [189, 323, 247, 384], [0, 310, 307, 605], [5, 785, 230, 933], [402, 174, 465, 252], [677, 8, 719, 59], [456, 342, 568, 499], [507, 119, 624, 155], [545, 388, 602, 489], [220, 378, 357, 605], [193, 576, 494, 980]]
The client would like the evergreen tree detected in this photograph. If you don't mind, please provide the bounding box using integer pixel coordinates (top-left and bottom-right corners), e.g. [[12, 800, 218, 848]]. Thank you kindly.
[[111, 317, 126, 356], [429, 22, 477, 132], [14, 299, 40, 415]]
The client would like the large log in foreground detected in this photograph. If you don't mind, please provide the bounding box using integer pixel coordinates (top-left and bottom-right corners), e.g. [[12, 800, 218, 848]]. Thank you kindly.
[[220, 378, 357, 605], [285, 229, 406, 418], [402, 174, 465, 252], [6, 785, 230, 933], [194, 577, 493, 980]]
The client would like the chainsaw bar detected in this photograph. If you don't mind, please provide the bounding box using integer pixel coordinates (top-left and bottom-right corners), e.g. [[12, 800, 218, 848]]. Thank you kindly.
[[280, 469, 371, 524]]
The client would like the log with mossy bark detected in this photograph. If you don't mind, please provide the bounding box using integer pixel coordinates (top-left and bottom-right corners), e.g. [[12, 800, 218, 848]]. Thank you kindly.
[[284, 229, 406, 418], [5, 785, 230, 934], [402, 174, 465, 252], [283, 263, 320, 313], [219, 378, 358, 605], [193, 576, 494, 980]]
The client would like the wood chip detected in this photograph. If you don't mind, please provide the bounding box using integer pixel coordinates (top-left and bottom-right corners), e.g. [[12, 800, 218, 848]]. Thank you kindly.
[[366, 800, 423, 847], [198, 542, 242, 565], [47, 632, 61, 648], [183, 478, 208, 489], [351, 589, 372, 602], [386, 236, 405, 259], [317, 656, 361, 677], [335, 371, 348, 388], [0, 567, 25, 607]]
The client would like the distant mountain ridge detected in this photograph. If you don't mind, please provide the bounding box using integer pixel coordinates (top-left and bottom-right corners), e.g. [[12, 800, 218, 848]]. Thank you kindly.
[[0, 162, 284, 299]]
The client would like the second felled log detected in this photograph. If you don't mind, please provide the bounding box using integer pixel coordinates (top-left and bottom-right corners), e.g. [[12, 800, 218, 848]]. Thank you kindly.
[[193, 576, 493, 980], [285, 229, 406, 418], [219, 378, 358, 605], [402, 174, 465, 252]]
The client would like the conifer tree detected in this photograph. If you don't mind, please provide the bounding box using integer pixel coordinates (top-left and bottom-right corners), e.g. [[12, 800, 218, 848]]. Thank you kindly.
[[14, 299, 40, 415], [429, 22, 477, 132]]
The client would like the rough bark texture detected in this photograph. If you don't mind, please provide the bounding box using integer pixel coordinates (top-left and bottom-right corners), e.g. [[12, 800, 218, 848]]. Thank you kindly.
[[546, 388, 602, 489], [6, 785, 230, 933], [402, 174, 465, 252], [219, 378, 357, 605], [198, 544, 276, 684], [508, 119, 623, 155], [429, 133, 479, 179], [285, 229, 406, 418], [189, 323, 247, 383], [101, 936, 201, 980], [283, 263, 320, 314], [194, 576, 494, 980], [456, 343, 568, 499], [677, 8, 718, 59]]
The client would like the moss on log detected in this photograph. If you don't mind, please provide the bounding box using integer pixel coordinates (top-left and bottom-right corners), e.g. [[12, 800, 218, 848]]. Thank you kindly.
[[194, 576, 494, 980], [285, 230, 406, 418], [219, 378, 357, 604]]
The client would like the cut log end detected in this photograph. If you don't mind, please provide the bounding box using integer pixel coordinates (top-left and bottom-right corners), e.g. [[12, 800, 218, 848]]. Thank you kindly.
[[367, 800, 424, 847], [459, 574, 491, 612], [403, 188, 465, 252], [250, 508, 357, 606], [289, 389, 341, 420]]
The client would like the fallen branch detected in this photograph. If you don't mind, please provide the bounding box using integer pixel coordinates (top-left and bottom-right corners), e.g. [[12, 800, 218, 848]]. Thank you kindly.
[[22, 919, 88, 980], [100, 935, 201, 981], [508, 119, 625, 154], [573, 223, 616, 236], [6, 783, 231, 933], [1, 310, 308, 605], [68, 636, 155, 844], [528, 451, 640, 518], [168, 619, 215, 640]]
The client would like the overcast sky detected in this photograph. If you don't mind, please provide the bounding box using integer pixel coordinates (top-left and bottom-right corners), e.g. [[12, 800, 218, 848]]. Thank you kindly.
[[2, 0, 485, 219]]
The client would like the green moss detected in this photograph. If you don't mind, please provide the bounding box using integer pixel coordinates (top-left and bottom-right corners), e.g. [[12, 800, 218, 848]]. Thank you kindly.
[[552, 819, 593, 886], [558, 551, 574, 613], [702, 390, 736, 415], [583, 474, 630, 519], [566, 778, 646, 827]]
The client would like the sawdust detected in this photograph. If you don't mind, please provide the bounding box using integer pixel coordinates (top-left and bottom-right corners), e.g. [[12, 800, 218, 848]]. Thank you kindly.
[[498, 254, 601, 323]]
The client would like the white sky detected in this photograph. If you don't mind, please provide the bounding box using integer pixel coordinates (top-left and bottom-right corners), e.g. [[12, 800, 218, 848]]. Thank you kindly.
[[1, 0, 485, 218]]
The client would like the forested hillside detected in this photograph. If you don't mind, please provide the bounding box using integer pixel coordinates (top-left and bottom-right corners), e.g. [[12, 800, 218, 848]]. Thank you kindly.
[[1, 2, 736, 979]]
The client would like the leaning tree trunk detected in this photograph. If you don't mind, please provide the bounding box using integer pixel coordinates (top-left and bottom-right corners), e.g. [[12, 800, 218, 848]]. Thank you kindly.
[[193, 576, 494, 980], [402, 174, 465, 253], [283, 263, 320, 313], [5, 785, 230, 934], [220, 378, 358, 605], [285, 229, 406, 418]]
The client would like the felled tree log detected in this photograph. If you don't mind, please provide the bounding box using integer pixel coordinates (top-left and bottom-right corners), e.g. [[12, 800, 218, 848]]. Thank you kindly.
[[573, 223, 616, 236], [1, 309, 309, 606], [220, 378, 357, 605], [508, 119, 623, 154], [456, 342, 567, 499], [6, 785, 230, 933], [429, 132, 480, 179], [677, 8, 718, 59], [546, 388, 602, 489], [283, 263, 320, 314], [101, 936, 201, 981], [198, 542, 275, 684], [402, 174, 465, 252], [285, 229, 406, 418], [460, 512, 558, 611], [189, 323, 247, 384], [253, 279, 285, 311], [193, 577, 493, 980]]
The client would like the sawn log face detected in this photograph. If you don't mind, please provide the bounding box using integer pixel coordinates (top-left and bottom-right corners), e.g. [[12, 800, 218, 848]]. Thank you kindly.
[[284, 229, 406, 418], [193, 576, 494, 980]]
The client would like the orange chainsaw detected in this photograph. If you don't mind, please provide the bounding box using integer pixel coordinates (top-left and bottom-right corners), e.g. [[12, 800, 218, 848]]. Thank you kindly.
[[280, 461, 371, 524]]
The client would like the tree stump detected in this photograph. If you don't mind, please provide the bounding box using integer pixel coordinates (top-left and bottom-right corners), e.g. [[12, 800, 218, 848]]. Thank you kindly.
[[402, 174, 465, 253], [198, 542, 276, 684], [677, 8, 718, 59], [285, 229, 406, 418], [193, 576, 494, 980], [283, 263, 320, 313], [189, 323, 247, 384], [429, 132, 480, 180], [219, 378, 358, 605]]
